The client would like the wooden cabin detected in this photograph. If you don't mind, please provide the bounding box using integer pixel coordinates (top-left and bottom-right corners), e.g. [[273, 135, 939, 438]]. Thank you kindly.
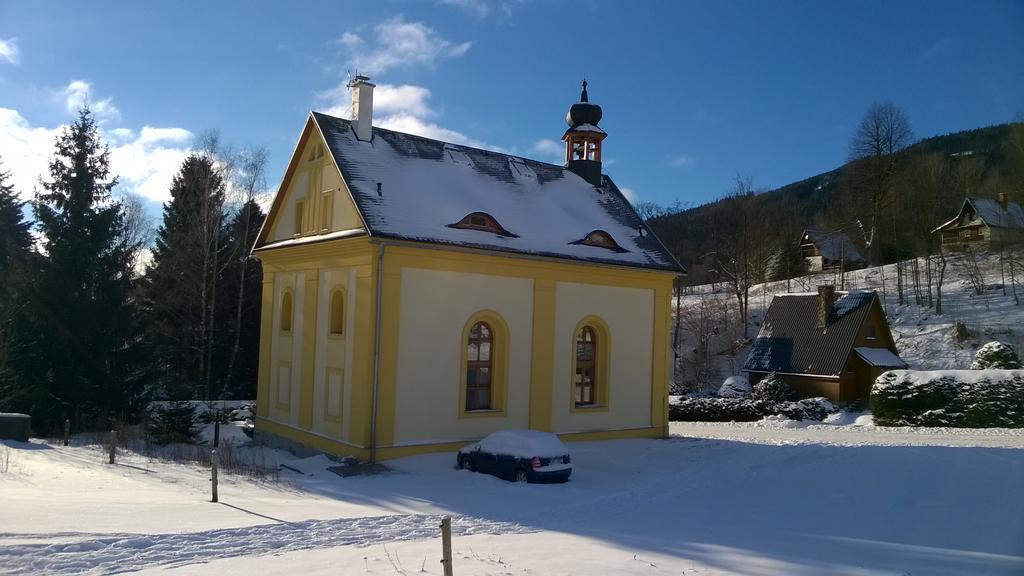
[[742, 287, 905, 402], [798, 229, 865, 272], [933, 194, 1024, 252]]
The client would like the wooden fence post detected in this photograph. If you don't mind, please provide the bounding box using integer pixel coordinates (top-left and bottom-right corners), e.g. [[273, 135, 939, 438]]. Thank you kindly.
[[63, 419, 70, 447], [213, 420, 220, 449], [211, 448, 219, 503], [108, 430, 116, 464], [440, 516, 453, 576]]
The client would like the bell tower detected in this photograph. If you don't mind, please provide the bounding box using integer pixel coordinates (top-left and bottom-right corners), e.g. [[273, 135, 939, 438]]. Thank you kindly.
[[562, 80, 607, 186]]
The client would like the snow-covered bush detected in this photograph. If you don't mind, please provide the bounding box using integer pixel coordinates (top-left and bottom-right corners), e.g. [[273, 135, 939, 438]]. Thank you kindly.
[[752, 373, 794, 403], [670, 397, 768, 422], [147, 401, 198, 445], [775, 398, 836, 421], [670, 396, 837, 422], [871, 370, 1024, 427], [718, 375, 752, 398], [970, 341, 1021, 370]]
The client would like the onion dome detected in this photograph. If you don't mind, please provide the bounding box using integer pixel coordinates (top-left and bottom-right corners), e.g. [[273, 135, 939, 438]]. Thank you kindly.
[[565, 80, 603, 127]]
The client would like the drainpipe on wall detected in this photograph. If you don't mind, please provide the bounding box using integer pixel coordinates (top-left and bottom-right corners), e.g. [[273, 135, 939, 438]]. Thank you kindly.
[[370, 242, 385, 464]]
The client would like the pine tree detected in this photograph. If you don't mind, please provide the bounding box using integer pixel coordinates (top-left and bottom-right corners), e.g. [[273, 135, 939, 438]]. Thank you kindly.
[[32, 108, 141, 430], [220, 199, 265, 399], [0, 160, 37, 412], [143, 153, 228, 400]]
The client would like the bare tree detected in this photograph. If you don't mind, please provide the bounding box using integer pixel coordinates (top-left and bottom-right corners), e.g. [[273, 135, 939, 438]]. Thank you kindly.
[[118, 192, 155, 276], [221, 145, 268, 397], [634, 200, 666, 221], [706, 176, 769, 339], [849, 102, 913, 266]]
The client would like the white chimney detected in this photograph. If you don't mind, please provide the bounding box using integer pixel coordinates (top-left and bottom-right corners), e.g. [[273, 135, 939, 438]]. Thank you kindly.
[[348, 75, 375, 142]]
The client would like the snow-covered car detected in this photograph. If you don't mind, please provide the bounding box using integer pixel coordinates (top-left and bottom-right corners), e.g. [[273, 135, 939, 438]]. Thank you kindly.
[[457, 430, 572, 483]]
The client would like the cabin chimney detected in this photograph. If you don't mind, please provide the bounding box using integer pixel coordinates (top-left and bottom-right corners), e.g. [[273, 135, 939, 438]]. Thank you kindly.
[[817, 285, 836, 329], [997, 192, 1009, 210], [348, 75, 375, 142]]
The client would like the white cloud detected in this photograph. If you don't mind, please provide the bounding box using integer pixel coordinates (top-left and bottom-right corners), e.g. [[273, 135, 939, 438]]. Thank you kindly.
[[439, 0, 491, 18], [439, 0, 521, 20], [0, 108, 62, 199], [668, 154, 693, 168], [0, 106, 192, 205], [530, 138, 564, 163], [341, 16, 472, 75], [62, 80, 121, 124], [109, 127, 193, 204], [375, 113, 490, 149], [619, 186, 638, 205], [320, 81, 505, 151], [337, 32, 363, 50], [0, 37, 19, 65]]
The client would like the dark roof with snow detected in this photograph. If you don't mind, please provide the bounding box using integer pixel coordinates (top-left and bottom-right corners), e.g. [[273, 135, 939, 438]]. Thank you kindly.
[[935, 197, 1024, 232], [742, 290, 894, 377], [801, 229, 864, 262], [309, 112, 683, 273]]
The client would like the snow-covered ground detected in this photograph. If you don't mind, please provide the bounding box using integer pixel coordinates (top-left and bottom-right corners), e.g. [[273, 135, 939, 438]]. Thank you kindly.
[[2, 424, 1023, 575]]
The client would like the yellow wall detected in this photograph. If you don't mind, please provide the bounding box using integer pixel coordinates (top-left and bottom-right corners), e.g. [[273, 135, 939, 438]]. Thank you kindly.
[[311, 267, 356, 441], [256, 238, 377, 451], [378, 244, 673, 450], [552, 282, 654, 433], [392, 267, 535, 444]]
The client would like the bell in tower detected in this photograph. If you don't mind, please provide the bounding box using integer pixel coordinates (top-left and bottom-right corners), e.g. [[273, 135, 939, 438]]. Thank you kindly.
[[562, 80, 607, 186]]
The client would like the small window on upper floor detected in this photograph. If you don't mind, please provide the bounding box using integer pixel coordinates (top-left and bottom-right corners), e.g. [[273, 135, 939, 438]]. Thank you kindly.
[[294, 200, 306, 236], [320, 192, 332, 231], [865, 325, 877, 340], [308, 141, 324, 162], [447, 211, 518, 237], [572, 229, 628, 253]]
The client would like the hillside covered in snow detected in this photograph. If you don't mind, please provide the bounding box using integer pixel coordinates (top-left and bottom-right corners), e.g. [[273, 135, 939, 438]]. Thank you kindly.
[[673, 250, 1024, 394]]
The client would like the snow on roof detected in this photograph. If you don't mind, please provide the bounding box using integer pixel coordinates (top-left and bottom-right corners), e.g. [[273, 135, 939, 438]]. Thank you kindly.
[[569, 123, 606, 134], [466, 429, 569, 458], [967, 197, 1024, 230], [855, 347, 907, 368], [312, 112, 682, 273], [256, 228, 367, 251], [802, 229, 864, 262]]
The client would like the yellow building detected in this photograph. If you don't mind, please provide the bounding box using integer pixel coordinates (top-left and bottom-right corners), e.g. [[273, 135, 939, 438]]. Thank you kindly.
[[252, 77, 684, 462]]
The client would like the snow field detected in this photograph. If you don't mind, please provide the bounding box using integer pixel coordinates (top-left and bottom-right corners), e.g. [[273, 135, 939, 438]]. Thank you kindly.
[[2, 424, 1023, 575]]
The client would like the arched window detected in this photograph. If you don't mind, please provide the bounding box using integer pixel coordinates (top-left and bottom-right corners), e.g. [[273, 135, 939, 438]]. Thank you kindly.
[[460, 311, 508, 416], [465, 321, 493, 411], [329, 289, 345, 336], [575, 326, 597, 406], [280, 290, 293, 333], [571, 229, 627, 252], [447, 211, 518, 237], [571, 317, 609, 410]]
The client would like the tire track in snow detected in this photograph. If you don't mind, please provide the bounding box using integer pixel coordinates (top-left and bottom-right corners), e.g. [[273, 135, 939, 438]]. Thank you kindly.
[[0, 514, 535, 575]]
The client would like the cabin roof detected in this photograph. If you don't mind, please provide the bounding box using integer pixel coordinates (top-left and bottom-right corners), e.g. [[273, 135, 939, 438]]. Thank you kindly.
[[801, 229, 864, 262], [742, 290, 897, 377]]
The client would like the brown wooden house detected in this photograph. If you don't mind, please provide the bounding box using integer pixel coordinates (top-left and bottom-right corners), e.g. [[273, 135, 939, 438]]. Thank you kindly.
[[742, 286, 905, 402], [798, 229, 865, 272], [933, 194, 1024, 252]]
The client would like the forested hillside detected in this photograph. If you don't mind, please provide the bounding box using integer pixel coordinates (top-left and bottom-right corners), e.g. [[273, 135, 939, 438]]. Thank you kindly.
[[648, 121, 1024, 286]]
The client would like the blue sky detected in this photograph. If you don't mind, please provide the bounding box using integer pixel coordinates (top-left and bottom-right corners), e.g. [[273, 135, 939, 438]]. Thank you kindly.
[[1, 0, 1022, 214]]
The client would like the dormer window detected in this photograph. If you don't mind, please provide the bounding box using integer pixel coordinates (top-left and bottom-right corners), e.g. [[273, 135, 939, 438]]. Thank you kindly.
[[572, 229, 628, 252], [447, 212, 518, 237]]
